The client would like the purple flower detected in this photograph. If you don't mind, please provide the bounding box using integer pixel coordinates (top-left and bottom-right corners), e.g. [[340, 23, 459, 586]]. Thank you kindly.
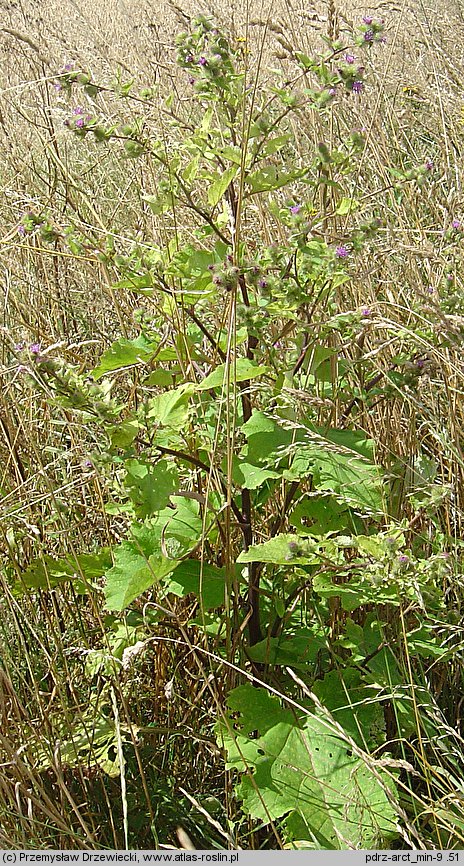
[[328, 87, 337, 96], [17, 225, 26, 237], [198, 56, 207, 66], [75, 117, 84, 128], [290, 205, 301, 215], [446, 273, 454, 282], [14, 342, 25, 351], [361, 307, 371, 317], [53, 83, 62, 92], [336, 245, 349, 258], [424, 158, 434, 171], [73, 106, 84, 115], [398, 554, 409, 564], [345, 53, 356, 64], [416, 359, 425, 369], [452, 219, 461, 229], [64, 119, 70, 127], [258, 279, 268, 289], [64, 63, 73, 71], [352, 80, 364, 93], [364, 29, 374, 42], [362, 15, 373, 24], [185, 54, 194, 63], [188, 77, 195, 85]]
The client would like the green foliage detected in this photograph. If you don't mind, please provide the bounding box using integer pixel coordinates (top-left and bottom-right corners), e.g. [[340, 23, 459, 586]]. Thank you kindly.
[[92, 334, 159, 379], [18, 550, 112, 594], [8, 9, 464, 850], [104, 497, 203, 610], [217, 684, 399, 849]]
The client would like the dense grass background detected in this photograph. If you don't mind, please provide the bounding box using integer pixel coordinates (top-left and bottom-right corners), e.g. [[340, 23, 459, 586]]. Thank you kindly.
[[2, 0, 464, 851]]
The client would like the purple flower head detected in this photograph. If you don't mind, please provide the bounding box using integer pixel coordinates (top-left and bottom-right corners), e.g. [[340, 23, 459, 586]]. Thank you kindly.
[[398, 554, 409, 564], [258, 278, 268, 289], [452, 218, 461, 229], [29, 342, 41, 355], [64, 63, 74, 71], [188, 76, 195, 85], [336, 245, 349, 259], [185, 54, 195, 63], [198, 56, 207, 66], [416, 358, 425, 369], [64, 119, 70, 127], [17, 225, 26, 237], [73, 106, 84, 115], [424, 158, 434, 171], [345, 53, 356, 64], [363, 15, 373, 24], [361, 307, 371, 317], [290, 205, 301, 215], [364, 29, 374, 42], [75, 117, 84, 128], [446, 273, 454, 282], [53, 83, 62, 92], [14, 342, 25, 352], [328, 87, 337, 96], [83, 459, 93, 468], [352, 80, 364, 93], [426, 285, 434, 294]]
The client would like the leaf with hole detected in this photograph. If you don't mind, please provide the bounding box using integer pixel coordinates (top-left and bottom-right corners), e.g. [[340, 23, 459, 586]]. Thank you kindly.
[[217, 684, 399, 849]]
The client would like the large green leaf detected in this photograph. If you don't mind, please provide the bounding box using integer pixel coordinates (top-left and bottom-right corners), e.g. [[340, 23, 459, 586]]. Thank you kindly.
[[310, 449, 384, 514], [124, 458, 179, 517], [105, 498, 203, 610], [104, 523, 179, 611], [312, 669, 385, 749], [247, 630, 327, 669], [197, 359, 269, 391], [217, 684, 398, 849], [240, 411, 294, 466], [92, 334, 158, 380], [289, 495, 358, 537], [167, 560, 226, 610], [207, 165, 239, 207], [231, 460, 280, 490], [147, 383, 195, 429], [237, 534, 319, 565]]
